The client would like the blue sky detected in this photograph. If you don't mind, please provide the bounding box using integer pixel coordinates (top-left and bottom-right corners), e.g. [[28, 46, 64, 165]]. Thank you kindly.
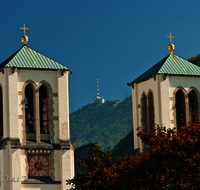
[[0, 1, 200, 113]]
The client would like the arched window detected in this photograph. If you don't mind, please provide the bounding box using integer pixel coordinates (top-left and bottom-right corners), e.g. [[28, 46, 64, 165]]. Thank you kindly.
[[176, 89, 186, 130], [0, 86, 3, 139], [147, 92, 154, 132], [25, 84, 34, 133], [39, 84, 49, 134], [141, 94, 147, 132], [189, 90, 198, 121]]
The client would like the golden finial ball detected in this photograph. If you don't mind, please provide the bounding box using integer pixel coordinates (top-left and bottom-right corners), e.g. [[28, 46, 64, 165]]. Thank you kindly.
[[21, 35, 28, 45], [168, 44, 175, 53]]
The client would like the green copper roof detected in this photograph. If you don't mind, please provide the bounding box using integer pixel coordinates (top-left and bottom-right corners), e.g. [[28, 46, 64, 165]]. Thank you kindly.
[[0, 45, 69, 70], [131, 54, 200, 84]]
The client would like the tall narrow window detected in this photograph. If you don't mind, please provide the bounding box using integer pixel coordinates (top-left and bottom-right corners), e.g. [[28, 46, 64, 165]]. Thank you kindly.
[[25, 84, 34, 133], [189, 90, 198, 121], [141, 94, 147, 132], [39, 84, 48, 133], [0, 86, 3, 139], [147, 92, 154, 132], [176, 90, 186, 130]]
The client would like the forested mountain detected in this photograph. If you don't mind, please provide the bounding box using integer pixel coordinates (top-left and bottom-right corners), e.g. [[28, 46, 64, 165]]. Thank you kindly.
[[112, 129, 134, 162], [70, 96, 133, 150]]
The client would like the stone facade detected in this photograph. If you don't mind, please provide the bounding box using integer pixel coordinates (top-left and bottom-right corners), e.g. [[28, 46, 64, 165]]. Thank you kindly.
[[0, 66, 74, 189], [130, 57, 200, 152]]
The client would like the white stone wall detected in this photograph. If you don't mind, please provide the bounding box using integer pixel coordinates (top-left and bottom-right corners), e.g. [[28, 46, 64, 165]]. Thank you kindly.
[[17, 69, 59, 141], [10, 149, 21, 190], [168, 75, 200, 128], [8, 68, 19, 138], [54, 150, 61, 181], [60, 149, 74, 190], [0, 68, 74, 190], [136, 77, 159, 125], [0, 72, 6, 138], [2, 141, 11, 190], [160, 75, 170, 129], [57, 71, 70, 140], [132, 85, 139, 151], [21, 149, 27, 181], [132, 77, 159, 150], [132, 74, 200, 151], [17, 69, 57, 92]]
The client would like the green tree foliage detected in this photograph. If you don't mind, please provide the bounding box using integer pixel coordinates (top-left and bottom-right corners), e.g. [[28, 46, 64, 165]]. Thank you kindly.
[[188, 54, 200, 66], [67, 117, 200, 189], [70, 96, 132, 149]]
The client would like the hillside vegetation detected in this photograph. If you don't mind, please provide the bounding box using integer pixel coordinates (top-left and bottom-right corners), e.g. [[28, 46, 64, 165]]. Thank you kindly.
[[70, 96, 133, 149], [188, 54, 200, 66], [112, 129, 134, 162]]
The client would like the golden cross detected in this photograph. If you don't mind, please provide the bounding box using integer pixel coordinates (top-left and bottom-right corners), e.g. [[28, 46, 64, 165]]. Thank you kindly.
[[166, 32, 175, 44], [20, 24, 29, 36]]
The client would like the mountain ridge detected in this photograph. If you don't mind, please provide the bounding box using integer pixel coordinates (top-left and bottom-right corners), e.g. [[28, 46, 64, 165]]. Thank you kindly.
[[70, 96, 133, 150]]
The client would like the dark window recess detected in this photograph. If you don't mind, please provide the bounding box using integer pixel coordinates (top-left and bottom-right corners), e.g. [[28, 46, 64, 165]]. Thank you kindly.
[[25, 84, 34, 133], [39, 85, 48, 134], [148, 92, 154, 132], [176, 90, 186, 130], [189, 90, 198, 121], [141, 94, 147, 132]]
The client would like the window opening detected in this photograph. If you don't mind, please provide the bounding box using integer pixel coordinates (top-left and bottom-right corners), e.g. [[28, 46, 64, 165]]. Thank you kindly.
[[189, 90, 198, 121], [25, 84, 34, 133], [148, 92, 154, 132], [176, 90, 186, 130], [39, 85, 48, 133], [141, 94, 147, 132]]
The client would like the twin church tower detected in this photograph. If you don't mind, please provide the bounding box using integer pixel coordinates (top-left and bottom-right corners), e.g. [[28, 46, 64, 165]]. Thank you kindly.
[[128, 32, 200, 152], [0, 24, 74, 190]]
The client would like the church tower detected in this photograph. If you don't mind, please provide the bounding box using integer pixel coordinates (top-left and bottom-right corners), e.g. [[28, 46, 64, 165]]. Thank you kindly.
[[0, 25, 74, 190], [128, 33, 200, 152]]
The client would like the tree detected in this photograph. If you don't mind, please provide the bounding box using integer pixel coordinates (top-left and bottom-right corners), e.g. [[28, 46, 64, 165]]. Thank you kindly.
[[188, 54, 200, 66], [67, 116, 200, 189], [67, 144, 120, 190]]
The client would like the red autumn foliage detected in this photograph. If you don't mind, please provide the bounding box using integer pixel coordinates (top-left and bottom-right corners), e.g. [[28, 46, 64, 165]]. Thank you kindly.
[[67, 116, 200, 189]]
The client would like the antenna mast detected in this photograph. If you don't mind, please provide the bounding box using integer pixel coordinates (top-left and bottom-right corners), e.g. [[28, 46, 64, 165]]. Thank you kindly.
[[96, 77, 100, 98], [94, 77, 105, 103]]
